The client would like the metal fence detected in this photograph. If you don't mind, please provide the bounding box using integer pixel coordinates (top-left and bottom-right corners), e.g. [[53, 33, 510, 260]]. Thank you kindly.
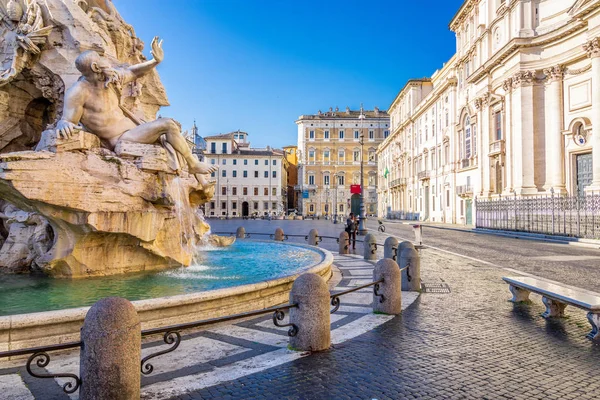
[[475, 193, 600, 239]]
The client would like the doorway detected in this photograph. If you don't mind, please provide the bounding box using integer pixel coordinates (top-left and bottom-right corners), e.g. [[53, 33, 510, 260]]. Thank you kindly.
[[242, 201, 249, 217], [576, 153, 592, 197], [466, 199, 472, 225], [351, 194, 360, 216]]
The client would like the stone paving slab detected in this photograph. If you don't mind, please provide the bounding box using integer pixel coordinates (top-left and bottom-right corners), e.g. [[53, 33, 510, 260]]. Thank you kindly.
[[173, 247, 600, 400], [0, 253, 415, 399]]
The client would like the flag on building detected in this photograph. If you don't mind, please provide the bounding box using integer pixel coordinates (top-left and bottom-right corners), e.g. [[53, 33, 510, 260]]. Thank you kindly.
[[384, 167, 389, 179]]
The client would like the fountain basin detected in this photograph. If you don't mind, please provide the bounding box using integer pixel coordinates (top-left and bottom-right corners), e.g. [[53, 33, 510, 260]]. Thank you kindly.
[[0, 241, 333, 352]]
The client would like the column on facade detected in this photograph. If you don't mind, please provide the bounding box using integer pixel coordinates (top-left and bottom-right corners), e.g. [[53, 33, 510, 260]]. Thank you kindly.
[[477, 95, 491, 196], [543, 65, 566, 193], [510, 71, 537, 195], [584, 38, 600, 191], [502, 78, 513, 194]]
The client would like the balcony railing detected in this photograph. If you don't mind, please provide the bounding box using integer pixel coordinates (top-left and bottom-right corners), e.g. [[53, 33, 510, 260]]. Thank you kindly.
[[456, 185, 473, 197], [418, 171, 430, 180], [390, 178, 407, 188], [489, 140, 505, 156]]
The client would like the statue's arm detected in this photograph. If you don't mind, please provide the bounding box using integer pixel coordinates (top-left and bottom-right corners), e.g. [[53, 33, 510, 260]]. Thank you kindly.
[[123, 36, 163, 83], [56, 84, 86, 138]]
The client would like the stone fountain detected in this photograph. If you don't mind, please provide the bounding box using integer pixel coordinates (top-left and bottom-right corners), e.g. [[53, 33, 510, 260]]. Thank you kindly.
[[0, 0, 228, 278]]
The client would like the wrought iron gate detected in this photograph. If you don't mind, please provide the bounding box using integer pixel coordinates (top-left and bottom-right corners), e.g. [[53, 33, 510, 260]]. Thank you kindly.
[[475, 193, 600, 239]]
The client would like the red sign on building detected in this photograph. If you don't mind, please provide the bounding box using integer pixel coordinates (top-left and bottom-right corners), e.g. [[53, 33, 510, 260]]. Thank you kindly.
[[350, 184, 362, 194]]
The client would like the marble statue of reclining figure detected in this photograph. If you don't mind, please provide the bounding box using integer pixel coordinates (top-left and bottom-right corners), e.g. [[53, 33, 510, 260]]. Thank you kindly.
[[55, 36, 217, 181]]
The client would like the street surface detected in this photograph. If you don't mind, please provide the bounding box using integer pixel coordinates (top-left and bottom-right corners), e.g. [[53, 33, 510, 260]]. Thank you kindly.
[[208, 218, 600, 292]]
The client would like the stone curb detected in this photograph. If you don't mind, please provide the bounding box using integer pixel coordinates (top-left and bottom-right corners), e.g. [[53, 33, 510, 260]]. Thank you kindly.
[[0, 241, 333, 353]]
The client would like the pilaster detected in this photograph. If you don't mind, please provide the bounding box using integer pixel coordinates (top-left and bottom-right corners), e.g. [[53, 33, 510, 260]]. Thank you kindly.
[[583, 38, 600, 192], [542, 65, 566, 193], [502, 78, 513, 195], [511, 71, 538, 195]]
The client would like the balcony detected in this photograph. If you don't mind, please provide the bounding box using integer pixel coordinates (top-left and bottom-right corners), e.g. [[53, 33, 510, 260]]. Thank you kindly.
[[390, 178, 407, 188], [489, 140, 505, 156], [456, 185, 473, 197], [418, 170, 430, 180]]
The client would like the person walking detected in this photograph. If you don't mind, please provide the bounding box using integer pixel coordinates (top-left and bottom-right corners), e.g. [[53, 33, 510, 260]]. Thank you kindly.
[[345, 212, 357, 250]]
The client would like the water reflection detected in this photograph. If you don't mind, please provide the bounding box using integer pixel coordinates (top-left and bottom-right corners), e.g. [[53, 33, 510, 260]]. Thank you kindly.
[[0, 241, 321, 316]]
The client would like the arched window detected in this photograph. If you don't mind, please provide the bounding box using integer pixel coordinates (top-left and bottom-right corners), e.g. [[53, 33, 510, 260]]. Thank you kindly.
[[338, 149, 345, 163]]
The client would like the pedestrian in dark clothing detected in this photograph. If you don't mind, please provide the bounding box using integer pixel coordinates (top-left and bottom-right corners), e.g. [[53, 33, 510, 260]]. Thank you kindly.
[[345, 212, 357, 250]]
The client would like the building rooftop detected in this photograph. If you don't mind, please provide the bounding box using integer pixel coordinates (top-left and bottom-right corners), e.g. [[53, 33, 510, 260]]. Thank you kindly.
[[203, 132, 234, 140], [297, 106, 389, 121]]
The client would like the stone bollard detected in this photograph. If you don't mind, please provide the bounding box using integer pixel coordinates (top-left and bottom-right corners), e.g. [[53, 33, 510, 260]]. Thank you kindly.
[[373, 258, 402, 314], [338, 231, 349, 254], [236, 226, 246, 238], [80, 297, 141, 400], [396, 240, 413, 262], [363, 233, 377, 261], [400, 244, 421, 291], [308, 229, 319, 246], [289, 273, 330, 351], [274, 227, 285, 241], [384, 237, 399, 262]]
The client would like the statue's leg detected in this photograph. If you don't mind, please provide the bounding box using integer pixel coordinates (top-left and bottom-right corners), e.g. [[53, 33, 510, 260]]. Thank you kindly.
[[120, 118, 216, 174]]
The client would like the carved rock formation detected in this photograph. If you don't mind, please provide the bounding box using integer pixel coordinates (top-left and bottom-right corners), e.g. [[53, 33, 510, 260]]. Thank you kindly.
[[0, 131, 214, 277], [0, 0, 216, 278]]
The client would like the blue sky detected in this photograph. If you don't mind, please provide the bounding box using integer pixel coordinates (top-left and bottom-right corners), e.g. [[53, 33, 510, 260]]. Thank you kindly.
[[115, 0, 463, 148]]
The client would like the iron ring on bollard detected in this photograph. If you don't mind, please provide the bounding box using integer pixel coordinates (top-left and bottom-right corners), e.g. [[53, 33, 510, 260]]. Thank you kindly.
[[141, 330, 182, 375], [373, 283, 386, 303], [370, 243, 377, 254], [406, 262, 412, 282], [27, 352, 81, 394], [330, 296, 341, 314], [272, 309, 299, 337], [316, 236, 322, 245]]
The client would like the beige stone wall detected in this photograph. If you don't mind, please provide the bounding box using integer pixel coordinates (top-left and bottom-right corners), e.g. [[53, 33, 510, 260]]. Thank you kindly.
[[296, 110, 389, 217]]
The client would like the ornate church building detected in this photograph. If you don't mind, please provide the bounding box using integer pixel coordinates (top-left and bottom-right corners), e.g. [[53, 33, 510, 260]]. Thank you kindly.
[[378, 0, 600, 225]]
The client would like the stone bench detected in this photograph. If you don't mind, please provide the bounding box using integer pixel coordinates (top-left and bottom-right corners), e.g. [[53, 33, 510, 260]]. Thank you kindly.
[[503, 276, 600, 341]]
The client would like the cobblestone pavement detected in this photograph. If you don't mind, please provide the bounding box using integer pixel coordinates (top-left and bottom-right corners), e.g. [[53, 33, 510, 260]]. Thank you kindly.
[[173, 239, 600, 400], [0, 253, 418, 399], [210, 218, 600, 292]]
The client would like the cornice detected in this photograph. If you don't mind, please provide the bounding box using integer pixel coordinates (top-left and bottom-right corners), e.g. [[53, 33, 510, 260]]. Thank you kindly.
[[468, 19, 586, 85], [449, 0, 480, 32]]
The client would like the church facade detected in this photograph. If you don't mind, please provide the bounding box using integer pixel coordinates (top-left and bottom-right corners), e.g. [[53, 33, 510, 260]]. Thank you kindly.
[[378, 0, 600, 224]]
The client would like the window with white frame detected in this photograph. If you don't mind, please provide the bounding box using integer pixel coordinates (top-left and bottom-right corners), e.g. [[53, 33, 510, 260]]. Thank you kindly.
[[323, 150, 330, 163], [353, 149, 360, 162], [338, 149, 345, 162], [339, 130, 344, 139], [337, 175, 345, 185], [323, 174, 330, 186], [308, 175, 315, 185], [354, 130, 359, 139], [494, 111, 502, 140], [309, 130, 315, 139], [464, 116, 472, 159], [369, 130, 374, 139], [368, 150, 376, 162], [324, 130, 330, 139]]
